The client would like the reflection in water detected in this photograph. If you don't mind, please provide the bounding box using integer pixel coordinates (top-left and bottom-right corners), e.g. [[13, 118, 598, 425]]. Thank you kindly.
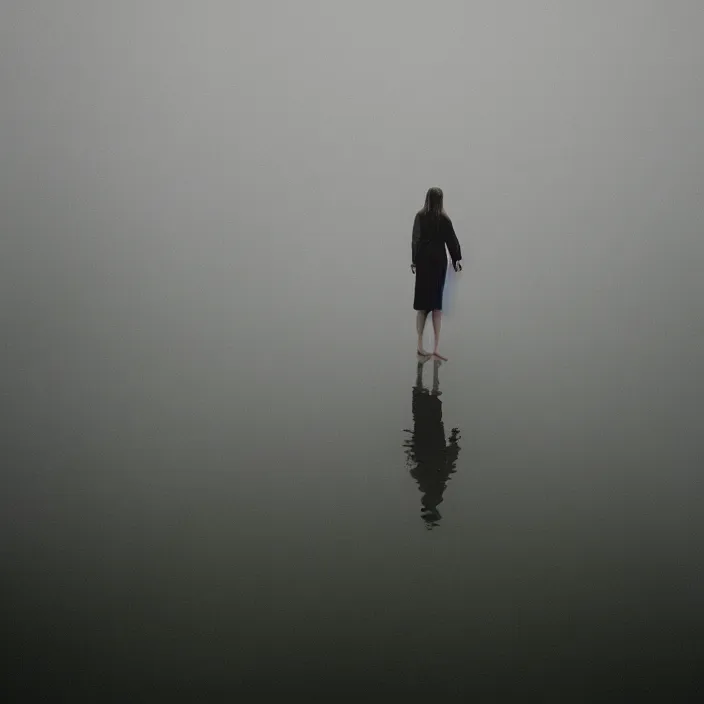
[[403, 358, 461, 529]]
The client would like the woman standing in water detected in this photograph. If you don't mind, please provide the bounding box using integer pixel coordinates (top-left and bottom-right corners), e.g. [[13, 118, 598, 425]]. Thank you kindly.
[[411, 187, 463, 360]]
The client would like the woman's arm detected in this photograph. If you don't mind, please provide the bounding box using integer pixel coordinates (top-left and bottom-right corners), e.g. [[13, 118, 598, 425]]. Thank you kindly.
[[411, 213, 421, 267], [444, 219, 462, 267]]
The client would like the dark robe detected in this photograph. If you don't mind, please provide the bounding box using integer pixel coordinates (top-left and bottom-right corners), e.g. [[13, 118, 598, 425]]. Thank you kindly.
[[412, 212, 462, 311]]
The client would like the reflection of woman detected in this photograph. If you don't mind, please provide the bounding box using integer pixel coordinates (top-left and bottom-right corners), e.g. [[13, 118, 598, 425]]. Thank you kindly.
[[411, 187, 463, 361], [403, 359, 461, 529]]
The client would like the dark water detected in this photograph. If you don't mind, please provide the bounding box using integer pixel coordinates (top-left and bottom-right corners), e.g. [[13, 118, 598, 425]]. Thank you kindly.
[[4, 256, 704, 701]]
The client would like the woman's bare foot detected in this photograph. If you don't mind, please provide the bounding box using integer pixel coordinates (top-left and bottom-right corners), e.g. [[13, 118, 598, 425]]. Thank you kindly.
[[432, 351, 448, 361], [417, 348, 431, 357]]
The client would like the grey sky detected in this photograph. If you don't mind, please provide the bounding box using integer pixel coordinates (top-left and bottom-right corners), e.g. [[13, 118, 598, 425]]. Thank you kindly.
[[2, 2, 702, 349]]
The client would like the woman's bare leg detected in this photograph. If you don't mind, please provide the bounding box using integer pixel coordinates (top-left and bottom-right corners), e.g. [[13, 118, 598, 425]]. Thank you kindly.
[[431, 310, 447, 360], [416, 310, 430, 355]]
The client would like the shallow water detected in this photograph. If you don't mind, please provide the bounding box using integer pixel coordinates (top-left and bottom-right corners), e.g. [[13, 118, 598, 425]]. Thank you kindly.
[[5, 242, 704, 700]]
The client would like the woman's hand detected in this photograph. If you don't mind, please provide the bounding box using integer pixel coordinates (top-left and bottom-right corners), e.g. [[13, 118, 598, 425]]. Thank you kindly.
[[453, 261, 463, 272], [410, 264, 416, 274]]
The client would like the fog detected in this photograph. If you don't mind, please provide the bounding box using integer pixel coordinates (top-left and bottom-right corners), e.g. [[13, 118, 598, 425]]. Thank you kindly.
[[3, 1, 703, 699]]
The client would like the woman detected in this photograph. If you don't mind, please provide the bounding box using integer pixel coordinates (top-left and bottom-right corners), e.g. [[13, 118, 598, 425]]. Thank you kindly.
[[411, 187, 462, 360]]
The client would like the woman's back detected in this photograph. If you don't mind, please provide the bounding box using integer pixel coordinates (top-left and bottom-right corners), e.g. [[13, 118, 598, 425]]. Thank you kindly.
[[414, 212, 457, 262], [417, 211, 449, 240]]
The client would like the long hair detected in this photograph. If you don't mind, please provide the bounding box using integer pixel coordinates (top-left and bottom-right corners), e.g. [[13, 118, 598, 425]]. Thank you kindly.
[[421, 187, 447, 217]]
